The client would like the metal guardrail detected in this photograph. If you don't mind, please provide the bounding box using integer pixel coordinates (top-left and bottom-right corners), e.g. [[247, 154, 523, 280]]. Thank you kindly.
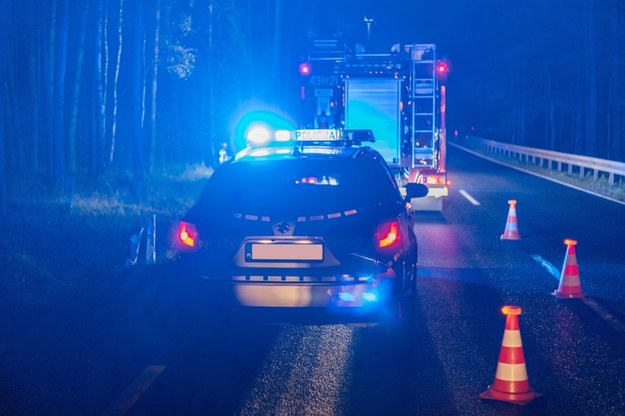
[[469, 137, 625, 186]]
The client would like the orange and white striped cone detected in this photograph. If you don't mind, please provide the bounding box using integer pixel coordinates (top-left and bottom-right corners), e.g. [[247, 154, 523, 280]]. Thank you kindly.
[[500, 200, 521, 240], [553, 239, 585, 299], [480, 305, 539, 405]]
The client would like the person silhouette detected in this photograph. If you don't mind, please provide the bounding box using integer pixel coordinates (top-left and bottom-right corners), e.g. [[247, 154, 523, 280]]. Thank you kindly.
[[218, 142, 230, 164]]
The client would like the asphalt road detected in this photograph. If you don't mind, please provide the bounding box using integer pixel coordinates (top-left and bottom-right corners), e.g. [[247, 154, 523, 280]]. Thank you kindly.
[[3, 146, 625, 415]]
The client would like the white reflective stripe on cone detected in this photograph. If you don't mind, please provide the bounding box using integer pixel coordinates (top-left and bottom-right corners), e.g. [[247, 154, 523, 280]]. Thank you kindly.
[[495, 362, 528, 381], [501, 329, 523, 348], [561, 278, 580, 286]]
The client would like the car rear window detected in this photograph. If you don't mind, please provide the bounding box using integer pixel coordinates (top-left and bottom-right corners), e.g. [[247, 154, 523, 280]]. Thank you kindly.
[[198, 157, 400, 216]]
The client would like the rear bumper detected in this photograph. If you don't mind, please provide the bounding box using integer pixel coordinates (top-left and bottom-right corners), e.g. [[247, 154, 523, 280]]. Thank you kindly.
[[181, 255, 399, 311], [410, 194, 444, 211], [228, 272, 393, 308], [424, 185, 448, 198]]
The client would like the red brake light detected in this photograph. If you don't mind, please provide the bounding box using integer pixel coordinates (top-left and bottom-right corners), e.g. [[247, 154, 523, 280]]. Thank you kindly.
[[419, 174, 446, 186], [178, 221, 198, 248], [376, 221, 400, 248], [298, 62, 311, 76]]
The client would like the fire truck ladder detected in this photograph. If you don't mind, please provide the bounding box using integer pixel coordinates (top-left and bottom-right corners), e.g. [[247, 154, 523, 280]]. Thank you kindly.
[[408, 44, 438, 170]]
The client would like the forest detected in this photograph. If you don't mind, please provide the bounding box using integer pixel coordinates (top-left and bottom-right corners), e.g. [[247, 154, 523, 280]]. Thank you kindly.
[[1, 0, 624, 212], [0, 0, 263, 208]]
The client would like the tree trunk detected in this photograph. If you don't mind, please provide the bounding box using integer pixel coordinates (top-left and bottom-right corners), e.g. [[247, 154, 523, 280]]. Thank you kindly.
[[68, 2, 91, 195], [52, 0, 69, 196], [149, 0, 160, 172], [208, 1, 215, 165], [131, 1, 145, 200], [0, 0, 10, 214], [608, 0, 624, 160], [545, 68, 556, 150], [94, 0, 109, 173], [29, 8, 42, 172], [46, 0, 58, 183], [4, 2, 34, 176], [108, 0, 124, 164], [510, 56, 521, 144], [572, 42, 584, 155], [141, 33, 147, 132], [5, 31, 20, 173], [584, 0, 598, 157], [272, 0, 282, 85]]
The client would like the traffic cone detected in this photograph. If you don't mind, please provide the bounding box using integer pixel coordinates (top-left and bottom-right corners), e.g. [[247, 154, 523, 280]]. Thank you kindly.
[[553, 239, 585, 299], [500, 200, 521, 240], [480, 305, 539, 405]]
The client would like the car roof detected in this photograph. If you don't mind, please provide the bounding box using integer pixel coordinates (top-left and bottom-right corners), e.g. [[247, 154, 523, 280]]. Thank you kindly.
[[231, 144, 383, 164]]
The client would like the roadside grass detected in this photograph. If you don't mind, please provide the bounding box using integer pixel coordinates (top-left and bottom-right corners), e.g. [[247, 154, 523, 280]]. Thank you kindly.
[[454, 138, 625, 203], [0, 164, 211, 310]]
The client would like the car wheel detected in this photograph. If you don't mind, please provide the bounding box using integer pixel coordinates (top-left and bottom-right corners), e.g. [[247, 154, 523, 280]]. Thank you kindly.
[[384, 264, 417, 339], [383, 296, 415, 339]]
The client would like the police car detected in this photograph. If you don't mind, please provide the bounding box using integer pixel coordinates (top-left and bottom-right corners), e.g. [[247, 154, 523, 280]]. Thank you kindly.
[[176, 128, 428, 331]]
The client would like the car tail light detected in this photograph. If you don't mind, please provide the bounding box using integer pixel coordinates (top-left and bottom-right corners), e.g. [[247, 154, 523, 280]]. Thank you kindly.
[[376, 220, 400, 248], [418, 174, 446, 186], [178, 221, 199, 248]]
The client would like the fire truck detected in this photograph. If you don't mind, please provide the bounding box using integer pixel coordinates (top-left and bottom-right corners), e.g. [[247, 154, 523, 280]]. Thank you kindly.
[[298, 35, 449, 211]]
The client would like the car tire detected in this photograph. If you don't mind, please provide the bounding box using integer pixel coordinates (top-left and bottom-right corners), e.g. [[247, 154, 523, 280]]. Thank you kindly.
[[384, 264, 417, 339], [383, 297, 414, 339]]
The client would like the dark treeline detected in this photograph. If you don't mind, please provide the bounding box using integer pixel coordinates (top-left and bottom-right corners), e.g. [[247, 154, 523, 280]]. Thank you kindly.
[[318, 0, 625, 163], [444, 0, 625, 163], [0, 0, 261, 206], [1, 0, 624, 211], [276, 0, 625, 164]]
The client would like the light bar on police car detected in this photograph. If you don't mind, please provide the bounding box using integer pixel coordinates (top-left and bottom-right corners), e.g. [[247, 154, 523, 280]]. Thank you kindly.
[[245, 128, 376, 148], [294, 129, 375, 143]]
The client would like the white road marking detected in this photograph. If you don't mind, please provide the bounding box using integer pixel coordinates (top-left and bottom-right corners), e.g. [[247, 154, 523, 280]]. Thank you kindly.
[[584, 298, 625, 333], [531, 254, 561, 279], [531, 254, 625, 333], [459, 189, 480, 206], [103, 364, 166, 416]]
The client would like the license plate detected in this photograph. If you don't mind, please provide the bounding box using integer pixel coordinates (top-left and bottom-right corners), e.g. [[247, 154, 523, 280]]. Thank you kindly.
[[246, 243, 324, 261]]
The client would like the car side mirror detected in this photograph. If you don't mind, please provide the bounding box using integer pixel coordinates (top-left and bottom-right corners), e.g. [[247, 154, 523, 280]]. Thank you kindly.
[[404, 183, 429, 200]]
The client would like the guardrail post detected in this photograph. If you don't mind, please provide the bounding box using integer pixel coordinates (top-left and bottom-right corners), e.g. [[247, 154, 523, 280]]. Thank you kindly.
[[146, 214, 156, 265], [125, 227, 145, 267], [124, 214, 157, 268]]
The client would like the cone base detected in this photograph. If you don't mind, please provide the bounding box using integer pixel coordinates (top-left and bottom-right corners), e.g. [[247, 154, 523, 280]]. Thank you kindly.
[[553, 290, 585, 299], [480, 385, 540, 406], [500, 234, 521, 240]]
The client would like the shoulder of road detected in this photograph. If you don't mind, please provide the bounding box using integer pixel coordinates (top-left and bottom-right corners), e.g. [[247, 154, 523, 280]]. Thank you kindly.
[[449, 138, 625, 206]]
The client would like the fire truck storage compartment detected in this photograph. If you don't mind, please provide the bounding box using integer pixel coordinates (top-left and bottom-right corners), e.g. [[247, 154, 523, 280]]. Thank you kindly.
[[344, 78, 402, 166]]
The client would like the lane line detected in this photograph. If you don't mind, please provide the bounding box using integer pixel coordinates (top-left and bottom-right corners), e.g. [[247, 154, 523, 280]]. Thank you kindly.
[[583, 298, 625, 333], [103, 364, 166, 416], [531, 254, 561, 279], [458, 189, 480, 206], [531, 254, 625, 334]]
